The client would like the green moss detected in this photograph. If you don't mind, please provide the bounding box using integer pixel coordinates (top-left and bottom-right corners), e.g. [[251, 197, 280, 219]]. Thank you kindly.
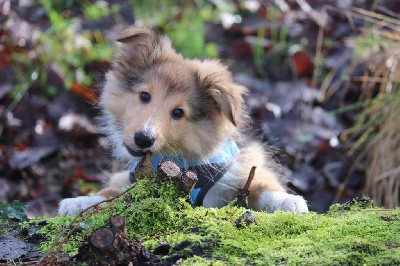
[[37, 175, 400, 265], [177, 256, 229, 265], [157, 207, 399, 265], [0, 219, 9, 235], [37, 174, 189, 255]]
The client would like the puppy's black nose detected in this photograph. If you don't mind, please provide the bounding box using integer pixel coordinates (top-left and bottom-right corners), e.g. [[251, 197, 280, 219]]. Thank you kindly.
[[134, 131, 155, 149]]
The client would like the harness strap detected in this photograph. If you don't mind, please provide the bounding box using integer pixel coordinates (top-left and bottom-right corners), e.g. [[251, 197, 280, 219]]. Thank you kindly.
[[189, 163, 229, 207]]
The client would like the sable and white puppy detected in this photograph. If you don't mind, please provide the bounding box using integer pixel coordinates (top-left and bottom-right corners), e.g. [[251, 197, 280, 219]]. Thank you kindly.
[[58, 24, 308, 216]]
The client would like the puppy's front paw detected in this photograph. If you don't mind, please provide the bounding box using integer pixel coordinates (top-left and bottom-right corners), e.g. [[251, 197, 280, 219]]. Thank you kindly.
[[259, 191, 309, 213], [58, 195, 106, 216]]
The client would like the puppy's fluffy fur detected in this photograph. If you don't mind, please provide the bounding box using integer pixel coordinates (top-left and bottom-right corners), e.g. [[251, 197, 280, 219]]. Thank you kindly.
[[58, 24, 308, 216]]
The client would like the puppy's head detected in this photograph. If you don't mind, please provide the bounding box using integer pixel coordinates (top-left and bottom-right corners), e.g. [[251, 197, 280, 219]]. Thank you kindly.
[[100, 24, 248, 161]]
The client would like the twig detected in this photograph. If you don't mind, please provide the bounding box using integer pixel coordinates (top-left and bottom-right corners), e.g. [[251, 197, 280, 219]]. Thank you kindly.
[[324, 5, 400, 33], [235, 166, 256, 208], [273, 0, 289, 12], [373, 165, 400, 183], [296, 0, 328, 27], [351, 6, 400, 27], [378, 6, 400, 20], [331, 149, 366, 205], [243, 166, 256, 192], [311, 9, 325, 89], [345, 10, 358, 34]]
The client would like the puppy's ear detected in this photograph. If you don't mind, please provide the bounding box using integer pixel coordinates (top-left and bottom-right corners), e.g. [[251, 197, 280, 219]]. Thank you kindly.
[[196, 60, 247, 126], [116, 24, 175, 65], [116, 25, 159, 50], [112, 24, 177, 84], [207, 87, 239, 126]]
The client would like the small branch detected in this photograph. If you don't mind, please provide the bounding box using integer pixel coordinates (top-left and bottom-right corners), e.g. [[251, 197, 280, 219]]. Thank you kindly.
[[235, 166, 256, 208], [243, 166, 256, 192]]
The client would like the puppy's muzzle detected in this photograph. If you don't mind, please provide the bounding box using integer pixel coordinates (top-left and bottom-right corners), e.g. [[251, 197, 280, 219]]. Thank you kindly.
[[134, 131, 155, 149]]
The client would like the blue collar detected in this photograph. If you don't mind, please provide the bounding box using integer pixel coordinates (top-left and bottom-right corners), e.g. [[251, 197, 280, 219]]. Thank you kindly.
[[129, 139, 239, 173]]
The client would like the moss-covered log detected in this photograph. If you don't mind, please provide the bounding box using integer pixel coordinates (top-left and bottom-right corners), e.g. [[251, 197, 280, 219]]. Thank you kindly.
[[1, 162, 399, 265]]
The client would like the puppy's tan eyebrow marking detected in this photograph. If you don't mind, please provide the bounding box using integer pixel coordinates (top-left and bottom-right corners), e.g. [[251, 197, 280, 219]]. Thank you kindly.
[[159, 75, 190, 96], [126, 76, 144, 90], [164, 69, 199, 96], [166, 84, 190, 96], [113, 58, 159, 91]]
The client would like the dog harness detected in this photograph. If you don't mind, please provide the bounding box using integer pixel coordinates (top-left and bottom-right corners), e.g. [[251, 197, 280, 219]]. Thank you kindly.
[[129, 140, 239, 207]]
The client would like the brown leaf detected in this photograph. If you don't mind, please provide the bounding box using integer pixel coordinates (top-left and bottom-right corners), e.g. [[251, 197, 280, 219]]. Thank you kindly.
[[292, 51, 314, 77], [70, 81, 98, 103]]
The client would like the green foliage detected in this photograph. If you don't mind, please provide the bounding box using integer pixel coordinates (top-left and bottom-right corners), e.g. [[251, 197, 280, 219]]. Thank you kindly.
[[251, 7, 305, 80], [129, 0, 182, 28], [11, 0, 113, 98], [82, 1, 110, 21], [42, 0, 76, 11], [335, 13, 400, 208], [337, 15, 400, 153], [129, 0, 220, 59], [164, 7, 218, 59], [82, 1, 122, 22], [0, 200, 29, 222], [340, 92, 400, 150], [252, 27, 267, 76]]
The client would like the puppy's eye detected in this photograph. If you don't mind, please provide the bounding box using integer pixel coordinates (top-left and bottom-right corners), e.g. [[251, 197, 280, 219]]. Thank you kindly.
[[171, 108, 184, 119], [140, 92, 151, 103]]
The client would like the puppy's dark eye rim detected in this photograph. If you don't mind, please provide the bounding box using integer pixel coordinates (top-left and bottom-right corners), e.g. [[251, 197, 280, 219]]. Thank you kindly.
[[139, 92, 151, 103], [171, 108, 184, 119]]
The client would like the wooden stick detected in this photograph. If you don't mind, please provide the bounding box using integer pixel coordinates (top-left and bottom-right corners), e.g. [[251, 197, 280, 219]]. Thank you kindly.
[[243, 166, 256, 192], [235, 166, 256, 208]]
